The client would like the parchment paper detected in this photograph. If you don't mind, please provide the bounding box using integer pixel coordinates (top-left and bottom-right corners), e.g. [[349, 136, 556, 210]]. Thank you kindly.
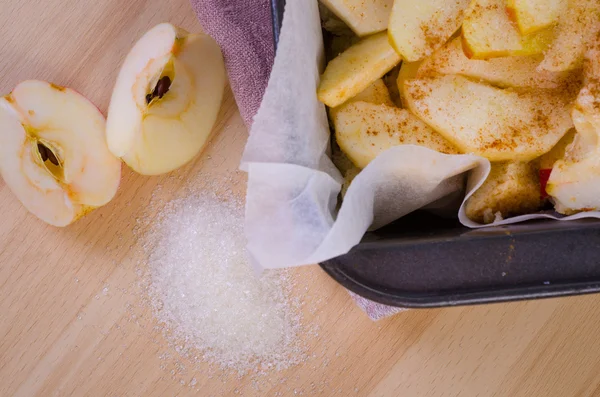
[[241, 0, 600, 270]]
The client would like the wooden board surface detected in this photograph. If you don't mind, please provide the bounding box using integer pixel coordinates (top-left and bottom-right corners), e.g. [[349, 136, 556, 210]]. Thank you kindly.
[[2, 0, 600, 396]]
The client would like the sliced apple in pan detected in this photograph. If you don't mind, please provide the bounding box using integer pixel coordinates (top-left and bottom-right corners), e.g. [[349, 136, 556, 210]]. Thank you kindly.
[[461, 0, 555, 59], [547, 39, 600, 213], [342, 78, 394, 107], [318, 32, 401, 108], [506, 0, 565, 35], [396, 60, 423, 107], [403, 75, 574, 161], [0, 80, 121, 226], [106, 23, 225, 175], [546, 108, 600, 214], [465, 161, 541, 223], [388, 0, 470, 62], [320, 0, 393, 37], [330, 78, 394, 122], [329, 80, 394, 173], [418, 37, 574, 89], [538, 0, 600, 72], [333, 101, 460, 168]]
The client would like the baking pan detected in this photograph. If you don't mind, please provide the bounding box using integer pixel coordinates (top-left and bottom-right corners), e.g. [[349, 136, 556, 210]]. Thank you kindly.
[[270, 0, 600, 308]]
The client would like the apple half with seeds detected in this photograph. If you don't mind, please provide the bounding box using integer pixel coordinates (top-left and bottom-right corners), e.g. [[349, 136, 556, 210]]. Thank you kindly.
[[106, 23, 225, 175], [0, 80, 121, 226]]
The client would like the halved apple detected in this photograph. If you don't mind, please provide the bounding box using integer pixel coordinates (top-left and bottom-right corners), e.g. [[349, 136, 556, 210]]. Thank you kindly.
[[318, 32, 401, 108], [547, 38, 600, 213], [388, 0, 470, 62], [462, 0, 555, 59], [0, 80, 121, 226], [506, 0, 564, 35], [333, 101, 460, 168], [538, 0, 600, 72], [403, 75, 574, 161], [418, 37, 573, 89], [106, 23, 225, 175], [465, 161, 541, 223], [320, 0, 393, 37]]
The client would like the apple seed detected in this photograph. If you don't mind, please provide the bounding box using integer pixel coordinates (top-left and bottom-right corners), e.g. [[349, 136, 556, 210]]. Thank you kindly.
[[146, 76, 172, 104], [47, 148, 59, 166], [37, 143, 48, 162], [37, 142, 59, 166], [154, 76, 172, 99]]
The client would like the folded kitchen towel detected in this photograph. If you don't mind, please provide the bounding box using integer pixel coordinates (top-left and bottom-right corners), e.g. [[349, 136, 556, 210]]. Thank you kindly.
[[191, 0, 404, 320], [189, 0, 275, 126]]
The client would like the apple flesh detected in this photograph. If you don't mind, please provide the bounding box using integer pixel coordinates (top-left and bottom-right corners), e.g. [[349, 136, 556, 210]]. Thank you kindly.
[[461, 0, 555, 59], [329, 78, 394, 121], [538, 0, 600, 72], [333, 101, 460, 169], [403, 75, 574, 161], [546, 107, 600, 213], [320, 0, 393, 37], [396, 60, 423, 107], [388, 0, 470, 62], [418, 37, 574, 89], [547, 38, 600, 213], [106, 23, 225, 175], [0, 80, 121, 226], [537, 128, 576, 169], [506, 0, 564, 35], [318, 32, 401, 108]]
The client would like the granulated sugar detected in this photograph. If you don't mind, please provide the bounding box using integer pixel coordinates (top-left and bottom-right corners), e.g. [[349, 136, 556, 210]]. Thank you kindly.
[[142, 191, 304, 374]]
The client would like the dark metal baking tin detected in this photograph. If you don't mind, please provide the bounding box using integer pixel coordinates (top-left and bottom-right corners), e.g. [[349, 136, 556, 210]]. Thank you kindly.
[[270, 0, 600, 308]]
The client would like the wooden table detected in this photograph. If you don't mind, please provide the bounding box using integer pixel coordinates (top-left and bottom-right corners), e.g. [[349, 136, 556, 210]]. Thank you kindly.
[[2, 0, 600, 396]]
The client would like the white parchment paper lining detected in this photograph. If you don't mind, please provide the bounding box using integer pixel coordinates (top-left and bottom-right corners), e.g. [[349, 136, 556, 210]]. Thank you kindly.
[[241, 0, 600, 270]]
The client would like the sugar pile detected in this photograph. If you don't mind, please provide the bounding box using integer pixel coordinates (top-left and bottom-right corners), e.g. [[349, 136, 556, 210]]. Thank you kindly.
[[142, 191, 304, 374]]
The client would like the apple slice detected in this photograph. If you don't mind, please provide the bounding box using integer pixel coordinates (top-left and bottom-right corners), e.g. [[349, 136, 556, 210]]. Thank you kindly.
[[546, 108, 600, 213], [318, 32, 401, 108], [506, 0, 564, 35], [547, 39, 600, 213], [418, 37, 574, 89], [330, 78, 394, 126], [333, 101, 460, 168], [403, 75, 574, 161], [106, 23, 225, 175], [538, 0, 600, 72], [461, 0, 555, 59], [320, 0, 393, 37], [396, 60, 423, 107], [330, 78, 394, 117], [388, 0, 470, 62], [0, 80, 121, 226], [465, 161, 541, 223]]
